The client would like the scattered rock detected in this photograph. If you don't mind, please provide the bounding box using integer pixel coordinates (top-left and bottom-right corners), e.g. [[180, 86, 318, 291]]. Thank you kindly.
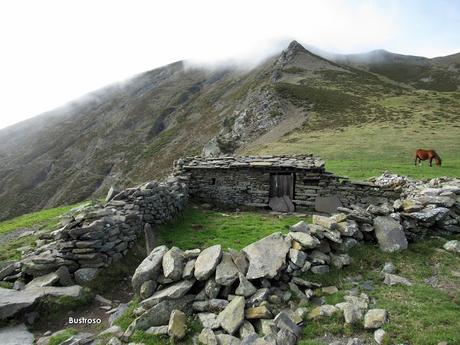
[[364, 309, 388, 329], [374, 329, 387, 344], [443, 240, 460, 253], [383, 273, 412, 286]]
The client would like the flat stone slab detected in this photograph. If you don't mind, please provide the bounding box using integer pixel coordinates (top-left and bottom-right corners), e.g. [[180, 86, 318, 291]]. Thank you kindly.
[[0, 323, 34, 345], [0, 285, 84, 320], [315, 195, 343, 214]]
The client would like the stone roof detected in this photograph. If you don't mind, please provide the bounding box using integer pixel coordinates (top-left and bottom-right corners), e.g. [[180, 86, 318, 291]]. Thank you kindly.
[[175, 155, 325, 171]]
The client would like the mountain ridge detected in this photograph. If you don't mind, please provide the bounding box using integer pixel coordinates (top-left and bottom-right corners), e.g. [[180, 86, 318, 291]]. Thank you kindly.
[[1, 41, 459, 221]]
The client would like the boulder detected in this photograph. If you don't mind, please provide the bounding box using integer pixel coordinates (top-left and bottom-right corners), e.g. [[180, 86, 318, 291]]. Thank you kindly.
[[132, 245, 168, 293], [242, 233, 291, 279], [364, 309, 388, 329], [341, 303, 363, 324], [141, 279, 195, 308], [373, 216, 408, 252], [195, 245, 222, 281], [215, 253, 239, 286], [217, 295, 245, 335], [168, 309, 186, 340], [162, 247, 185, 281], [140, 280, 157, 300], [0, 323, 34, 345], [314, 196, 342, 214]]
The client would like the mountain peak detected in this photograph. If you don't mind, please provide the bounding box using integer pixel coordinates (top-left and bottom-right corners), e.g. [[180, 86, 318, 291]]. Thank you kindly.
[[286, 40, 307, 54]]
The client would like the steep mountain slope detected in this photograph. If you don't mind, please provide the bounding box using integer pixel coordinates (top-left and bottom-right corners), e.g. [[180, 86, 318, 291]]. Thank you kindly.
[[1, 41, 460, 221]]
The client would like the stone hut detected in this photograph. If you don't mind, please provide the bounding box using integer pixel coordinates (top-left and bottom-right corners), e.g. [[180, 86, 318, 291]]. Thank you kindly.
[[174, 155, 344, 212]]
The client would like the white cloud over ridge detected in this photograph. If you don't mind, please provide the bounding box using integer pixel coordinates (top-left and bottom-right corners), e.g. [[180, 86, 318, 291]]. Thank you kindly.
[[0, 0, 458, 129]]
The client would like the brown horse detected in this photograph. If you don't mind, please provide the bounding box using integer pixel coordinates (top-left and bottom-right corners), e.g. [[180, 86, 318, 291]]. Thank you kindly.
[[414, 149, 442, 167]]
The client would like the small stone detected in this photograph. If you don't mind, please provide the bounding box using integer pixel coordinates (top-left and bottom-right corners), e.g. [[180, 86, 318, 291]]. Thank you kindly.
[[239, 321, 256, 339], [288, 249, 307, 268], [308, 305, 338, 319], [195, 245, 223, 281], [198, 313, 219, 330], [139, 280, 157, 300], [235, 273, 257, 297], [168, 309, 186, 340], [215, 253, 239, 286], [216, 334, 241, 345], [217, 296, 245, 335], [383, 273, 412, 286], [443, 240, 460, 253], [163, 247, 185, 281], [289, 221, 309, 233], [146, 325, 169, 335], [364, 309, 388, 329], [312, 215, 337, 230], [381, 262, 396, 275], [245, 306, 273, 319], [311, 265, 329, 274], [322, 286, 338, 295], [289, 232, 320, 249], [205, 277, 221, 299], [74, 268, 99, 285], [374, 329, 387, 344], [199, 328, 218, 345], [373, 216, 408, 252]]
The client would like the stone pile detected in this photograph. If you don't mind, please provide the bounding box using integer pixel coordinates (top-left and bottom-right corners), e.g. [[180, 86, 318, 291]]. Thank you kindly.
[[0, 177, 188, 289], [122, 212, 373, 345], [338, 174, 460, 244]]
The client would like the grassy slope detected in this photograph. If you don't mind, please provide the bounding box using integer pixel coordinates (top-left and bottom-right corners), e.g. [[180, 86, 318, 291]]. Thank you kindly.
[[298, 236, 460, 345], [245, 68, 460, 180], [0, 202, 86, 262]]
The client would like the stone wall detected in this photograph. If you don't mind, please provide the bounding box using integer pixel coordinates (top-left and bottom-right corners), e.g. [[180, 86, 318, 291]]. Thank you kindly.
[[19, 177, 188, 280], [181, 167, 400, 211]]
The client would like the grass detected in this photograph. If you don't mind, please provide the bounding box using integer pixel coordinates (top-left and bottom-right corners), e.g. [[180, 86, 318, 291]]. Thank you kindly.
[[248, 123, 460, 180], [155, 206, 309, 250], [297, 236, 460, 345], [0, 202, 87, 262], [47, 328, 78, 345], [0, 203, 84, 236]]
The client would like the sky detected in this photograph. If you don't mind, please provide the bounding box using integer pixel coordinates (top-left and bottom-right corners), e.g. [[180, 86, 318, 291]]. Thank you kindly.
[[0, 0, 459, 130]]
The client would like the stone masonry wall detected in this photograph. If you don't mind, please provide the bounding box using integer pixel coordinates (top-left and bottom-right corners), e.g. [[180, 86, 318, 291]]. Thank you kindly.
[[19, 177, 188, 280]]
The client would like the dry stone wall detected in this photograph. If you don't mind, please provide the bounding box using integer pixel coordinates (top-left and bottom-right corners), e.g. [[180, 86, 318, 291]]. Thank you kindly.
[[16, 177, 188, 282]]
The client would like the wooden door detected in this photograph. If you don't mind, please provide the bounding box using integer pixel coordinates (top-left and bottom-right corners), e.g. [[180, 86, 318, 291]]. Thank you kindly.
[[270, 173, 294, 199]]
